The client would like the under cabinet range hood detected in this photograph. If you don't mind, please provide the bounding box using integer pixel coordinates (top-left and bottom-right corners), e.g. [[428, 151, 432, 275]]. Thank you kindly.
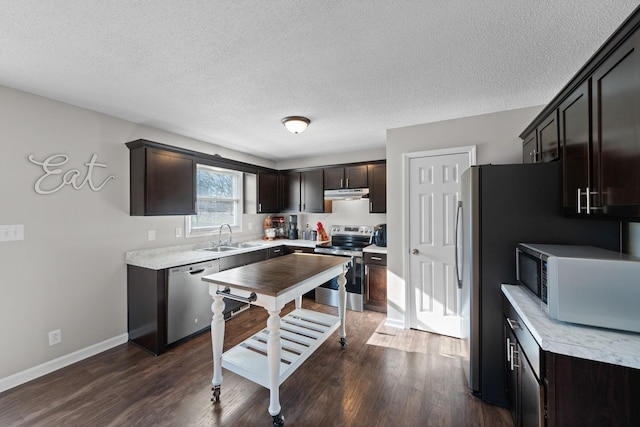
[[324, 188, 370, 200]]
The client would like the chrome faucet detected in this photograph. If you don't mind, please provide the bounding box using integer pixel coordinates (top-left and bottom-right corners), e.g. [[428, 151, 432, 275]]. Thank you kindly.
[[218, 223, 232, 246]]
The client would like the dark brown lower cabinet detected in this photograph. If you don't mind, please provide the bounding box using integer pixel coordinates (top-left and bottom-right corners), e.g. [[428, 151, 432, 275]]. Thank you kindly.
[[505, 296, 640, 427], [283, 245, 314, 254], [504, 299, 544, 427], [364, 252, 386, 312], [545, 354, 640, 426], [127, 265, 169, 355]]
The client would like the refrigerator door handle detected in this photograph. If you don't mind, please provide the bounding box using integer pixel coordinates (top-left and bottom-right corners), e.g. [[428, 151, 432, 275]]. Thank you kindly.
[[455, 201, 463, 289]]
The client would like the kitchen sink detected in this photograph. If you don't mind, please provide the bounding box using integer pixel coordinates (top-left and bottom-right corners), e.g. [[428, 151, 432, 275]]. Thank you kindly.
[[198, 242, 265, 252], [199, 246, 238, 252], [227, 242, 264, 248]]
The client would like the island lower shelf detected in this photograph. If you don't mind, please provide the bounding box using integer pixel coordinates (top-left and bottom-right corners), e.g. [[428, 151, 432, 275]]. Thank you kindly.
[[222, 308, 340, 389]]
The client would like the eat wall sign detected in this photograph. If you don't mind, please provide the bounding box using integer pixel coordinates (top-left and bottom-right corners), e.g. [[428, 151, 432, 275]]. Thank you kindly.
[[27, 153, 115, 195]]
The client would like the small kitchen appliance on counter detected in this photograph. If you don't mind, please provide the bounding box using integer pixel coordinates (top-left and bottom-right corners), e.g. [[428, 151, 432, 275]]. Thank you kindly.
[[371, 223, 387, 247], [516, 243, 640, 333], [288, 215, 298, 240], [271, 216, 286, 238], [314, 224, 374, 311]]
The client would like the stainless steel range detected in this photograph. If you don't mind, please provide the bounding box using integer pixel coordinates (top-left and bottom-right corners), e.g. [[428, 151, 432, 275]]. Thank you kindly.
[[314, 225, 373, 312]]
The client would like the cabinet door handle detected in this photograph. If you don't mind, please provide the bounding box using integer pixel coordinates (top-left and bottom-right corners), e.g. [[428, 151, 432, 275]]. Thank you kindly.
[[273, 248, 281, 253], [371, 256, 382, 261], [346, 178, 349, 187], [578, 187, 601, 214], [577, 187, 581, 214], [294, 249, 303, 253], [340, 178, 344, 188], [258, 203, 262, 213], [506, 317, 520, 330], [510, 347, 520, 370], [506, 337, 512, 362]]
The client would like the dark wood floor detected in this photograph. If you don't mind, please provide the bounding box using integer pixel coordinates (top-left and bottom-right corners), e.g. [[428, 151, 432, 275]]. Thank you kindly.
[[0, 299, 513, 426]]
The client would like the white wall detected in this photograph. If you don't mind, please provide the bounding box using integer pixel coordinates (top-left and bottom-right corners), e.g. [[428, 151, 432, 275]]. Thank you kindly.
[[0, 85, 279, 385], [384, 106, 544, 327]]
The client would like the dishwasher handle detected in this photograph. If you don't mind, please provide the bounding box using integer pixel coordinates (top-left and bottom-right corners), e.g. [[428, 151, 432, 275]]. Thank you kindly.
[[189, 269, 205, 275], [216, 287, 257, 303]]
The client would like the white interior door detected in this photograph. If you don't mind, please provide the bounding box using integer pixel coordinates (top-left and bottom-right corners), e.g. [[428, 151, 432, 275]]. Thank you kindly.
[[408, 150, 471, 338]]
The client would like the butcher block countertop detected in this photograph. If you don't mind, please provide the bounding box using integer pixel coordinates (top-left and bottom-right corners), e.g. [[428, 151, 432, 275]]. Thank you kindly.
[[202, 253, 348, 297]]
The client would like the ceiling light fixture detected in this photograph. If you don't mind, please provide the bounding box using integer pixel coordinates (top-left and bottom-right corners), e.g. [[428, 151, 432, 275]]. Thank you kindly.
[[282, 116, 310, 134]]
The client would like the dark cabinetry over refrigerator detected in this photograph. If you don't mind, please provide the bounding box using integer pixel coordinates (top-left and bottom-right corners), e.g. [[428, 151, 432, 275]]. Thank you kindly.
[[522, 5, 640, 219], [458, 162, 619, 407]]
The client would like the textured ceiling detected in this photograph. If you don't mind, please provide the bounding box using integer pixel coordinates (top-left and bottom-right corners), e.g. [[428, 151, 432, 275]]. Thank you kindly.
[[1, 1, 639, 161]]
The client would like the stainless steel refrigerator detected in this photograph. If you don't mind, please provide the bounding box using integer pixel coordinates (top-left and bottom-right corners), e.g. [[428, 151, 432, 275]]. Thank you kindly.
[[457, 161, 620, 406]]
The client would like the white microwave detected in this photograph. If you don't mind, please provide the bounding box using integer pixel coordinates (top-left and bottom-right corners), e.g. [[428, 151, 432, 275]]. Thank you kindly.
[[516, 243, 640, 333]]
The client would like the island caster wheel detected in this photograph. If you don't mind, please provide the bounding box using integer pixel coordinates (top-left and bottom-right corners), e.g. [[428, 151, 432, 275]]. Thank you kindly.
[[272, 413, 285, 426], [339, 337, 348, 348], [211, 385, 221, 402]]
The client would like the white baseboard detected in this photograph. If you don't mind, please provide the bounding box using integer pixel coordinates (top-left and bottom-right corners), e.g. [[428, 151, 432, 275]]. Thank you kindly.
[[0, 333, 129, 394], [384, 317, 405, 329]]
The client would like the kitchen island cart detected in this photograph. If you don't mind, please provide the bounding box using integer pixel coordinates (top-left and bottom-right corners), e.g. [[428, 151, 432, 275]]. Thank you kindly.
[[202, 253, 350, 426]]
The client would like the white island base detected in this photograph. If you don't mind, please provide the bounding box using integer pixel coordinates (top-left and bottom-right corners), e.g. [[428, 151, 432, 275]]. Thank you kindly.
[[203, 253, 350, 427]]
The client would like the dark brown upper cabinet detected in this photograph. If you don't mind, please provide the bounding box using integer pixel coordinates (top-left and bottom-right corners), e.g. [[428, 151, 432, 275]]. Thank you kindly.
[[280, 169, 327, 213], [368, 163, 386, 213], [560, 82, 591, 215], [324, 165, 368, 189], [257, 172, 279, 213], [301, 169, 325, 213], [538, 112, 559, 162], [590, 30, 640, 217], [126, 140, 196, 216], [521, 7, 640, 218], [280, 171, 301, 212], [522, 132, 537, 164], [522, 112, 558, 164]]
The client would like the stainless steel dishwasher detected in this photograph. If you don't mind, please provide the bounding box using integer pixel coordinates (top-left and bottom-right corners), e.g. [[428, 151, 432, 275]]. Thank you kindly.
[[167, 260, 220, 344]]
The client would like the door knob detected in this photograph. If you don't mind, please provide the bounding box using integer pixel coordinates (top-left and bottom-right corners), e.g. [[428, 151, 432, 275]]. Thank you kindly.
[[411, 249, 419, 255]]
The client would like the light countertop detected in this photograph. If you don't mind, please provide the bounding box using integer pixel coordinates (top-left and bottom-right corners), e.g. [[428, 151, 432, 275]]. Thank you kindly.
[[502, 284, 640, 370], [363, 244, 387, 254], [126, 239, 320, 270]]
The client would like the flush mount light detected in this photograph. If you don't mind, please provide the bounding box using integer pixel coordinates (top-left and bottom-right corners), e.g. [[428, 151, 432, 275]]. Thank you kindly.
[[281, 116, 310, 134]]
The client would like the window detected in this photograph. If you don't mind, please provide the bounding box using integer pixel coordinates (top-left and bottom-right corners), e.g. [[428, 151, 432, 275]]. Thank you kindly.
[[186, 164, 243, 237]]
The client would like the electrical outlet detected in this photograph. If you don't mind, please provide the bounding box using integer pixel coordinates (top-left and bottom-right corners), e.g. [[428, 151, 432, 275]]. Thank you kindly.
[[148, 230, 156, 241], [48, 329, 62, 346], [175, 227, 182, 238], [0, 225, 24, 242], [248, 222, 253, 230]]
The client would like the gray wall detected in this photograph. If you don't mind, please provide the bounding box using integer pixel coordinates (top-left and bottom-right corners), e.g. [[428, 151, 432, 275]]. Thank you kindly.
[[384, 106, 545, 327], [0, 85, 386, 387], [0, 85, 279, 382]]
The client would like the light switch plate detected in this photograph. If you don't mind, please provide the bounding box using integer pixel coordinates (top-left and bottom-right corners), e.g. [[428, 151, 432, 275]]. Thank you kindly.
[[148, 230, 156, 241], [0, 225, 24, 241]]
